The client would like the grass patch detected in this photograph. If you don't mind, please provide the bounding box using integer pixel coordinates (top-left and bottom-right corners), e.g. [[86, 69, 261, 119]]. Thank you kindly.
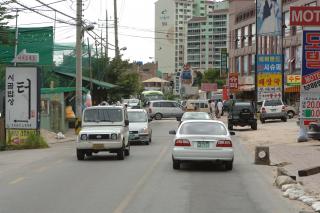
[[6, 132, 49, 150]]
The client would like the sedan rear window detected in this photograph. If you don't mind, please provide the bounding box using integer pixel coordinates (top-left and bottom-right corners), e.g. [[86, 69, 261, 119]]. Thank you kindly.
[[179, 122, 227, 135], [264, 100, 282, 106]]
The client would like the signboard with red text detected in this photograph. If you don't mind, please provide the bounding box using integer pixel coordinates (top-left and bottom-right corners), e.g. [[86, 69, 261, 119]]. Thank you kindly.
[[290, 6, 320, 26]]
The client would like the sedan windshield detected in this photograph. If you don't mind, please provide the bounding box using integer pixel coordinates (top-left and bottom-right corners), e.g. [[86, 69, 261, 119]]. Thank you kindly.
[[84, 108, 123, 122], [128, 111, 147, 122], [179, 122, 227, 135]]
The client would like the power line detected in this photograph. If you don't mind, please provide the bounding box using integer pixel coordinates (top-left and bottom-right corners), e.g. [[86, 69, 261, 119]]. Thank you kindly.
[[34, 0, 76, 20]]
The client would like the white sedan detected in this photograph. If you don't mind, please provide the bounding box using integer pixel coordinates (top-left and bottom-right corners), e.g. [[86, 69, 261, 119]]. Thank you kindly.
[[169, 120, 235, 170]]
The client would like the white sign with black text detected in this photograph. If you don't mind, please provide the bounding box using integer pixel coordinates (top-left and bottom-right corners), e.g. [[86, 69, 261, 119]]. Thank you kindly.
[[5, 67, 39, 129]]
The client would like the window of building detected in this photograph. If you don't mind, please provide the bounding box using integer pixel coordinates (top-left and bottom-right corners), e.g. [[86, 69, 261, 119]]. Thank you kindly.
[[250, 54, 255, 74], [236, 57, 240, 73], [284, 48, 290, 70], [283, 11, 290, 36], [243, 55, 248, 75], [244, 25, 249, 46], [295, 46, 301, 70]]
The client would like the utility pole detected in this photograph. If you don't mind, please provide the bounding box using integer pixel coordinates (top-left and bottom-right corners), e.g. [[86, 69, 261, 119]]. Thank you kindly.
[[75, 0, 83, 118], [114, 0, 119, 58], [87, 37, 93, 91], [14, 10, 19, 66], [105, 9, 108, 60]]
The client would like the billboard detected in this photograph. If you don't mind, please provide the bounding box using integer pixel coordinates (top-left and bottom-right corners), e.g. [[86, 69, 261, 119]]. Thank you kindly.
[[228, 72, 238, 90], [201, 83, 217, 92], [287, 75, 301, 86], [300, 30, 320, 124], [256, 0, 282, 35], [180, 64, 198, 96], [257, 54, 282, 101], [5, 67, 40, 129]]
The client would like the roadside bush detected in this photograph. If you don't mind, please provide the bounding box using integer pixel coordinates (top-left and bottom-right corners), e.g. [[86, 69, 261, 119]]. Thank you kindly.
[[6, 132, 49, 150]]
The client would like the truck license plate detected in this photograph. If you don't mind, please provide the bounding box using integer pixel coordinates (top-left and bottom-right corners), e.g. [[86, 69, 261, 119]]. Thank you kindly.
[[92, 144, 104, 149]]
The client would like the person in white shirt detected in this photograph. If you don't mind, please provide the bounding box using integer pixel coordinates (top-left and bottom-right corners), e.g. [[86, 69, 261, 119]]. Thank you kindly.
[[210, 99, 216, 119], [217, 99, 223, 118]]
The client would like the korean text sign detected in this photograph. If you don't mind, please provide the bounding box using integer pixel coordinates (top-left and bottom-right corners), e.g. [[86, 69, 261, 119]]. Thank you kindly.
[[228, 72, 238, 90], [301, 30, 320, 121], [5, 67, 39, 129]]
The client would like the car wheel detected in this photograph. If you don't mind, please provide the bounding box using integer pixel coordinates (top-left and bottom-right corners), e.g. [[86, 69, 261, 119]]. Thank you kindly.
[[117, 146, 125, 160], [155, 113, 162, 120], [228, 123, 233, 130], [251, 122, 257, 130], [225, 161, 233, 171], [77, 149, 85, 160], [287, 111, 294, 119], [173, 160, 180, 170], [281, 117, 287, 122], [125, 143, 130, 156], [260, 118, 265, 124]]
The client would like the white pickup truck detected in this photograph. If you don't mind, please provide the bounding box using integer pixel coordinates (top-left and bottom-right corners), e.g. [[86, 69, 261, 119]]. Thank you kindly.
[[76, 105, 130, 160]]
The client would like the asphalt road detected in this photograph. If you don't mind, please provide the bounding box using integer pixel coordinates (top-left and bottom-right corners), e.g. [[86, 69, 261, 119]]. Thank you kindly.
[[0, 119, 303, 213]]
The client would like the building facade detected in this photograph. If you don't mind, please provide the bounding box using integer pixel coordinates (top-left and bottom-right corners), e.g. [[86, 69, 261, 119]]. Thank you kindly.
[[228, 0, 319, 104]]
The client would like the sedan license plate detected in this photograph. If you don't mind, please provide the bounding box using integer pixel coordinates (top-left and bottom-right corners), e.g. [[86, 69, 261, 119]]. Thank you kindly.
[[92, 144, 104, 149], [197, 141, 209, 149]]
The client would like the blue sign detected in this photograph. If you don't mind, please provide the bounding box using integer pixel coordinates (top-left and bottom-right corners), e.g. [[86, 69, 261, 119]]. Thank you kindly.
[[302, 30, 320, 77], [257, 54, 282, 73]]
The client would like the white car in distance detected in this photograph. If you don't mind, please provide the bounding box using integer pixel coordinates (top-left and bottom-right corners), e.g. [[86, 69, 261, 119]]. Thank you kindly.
[[169, 120, 235, 170], [127, 109, 152, 145], [76, 105, 130, 160]]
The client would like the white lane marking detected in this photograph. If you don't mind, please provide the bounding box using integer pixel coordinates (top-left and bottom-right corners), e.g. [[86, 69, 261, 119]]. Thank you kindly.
[[113, 144, 170, 213], [9, 177, 25, 185]]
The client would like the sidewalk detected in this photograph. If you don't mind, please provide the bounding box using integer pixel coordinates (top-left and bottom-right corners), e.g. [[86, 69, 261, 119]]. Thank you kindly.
[[222, 115, 320, 196], [41, 128, 77, 144]]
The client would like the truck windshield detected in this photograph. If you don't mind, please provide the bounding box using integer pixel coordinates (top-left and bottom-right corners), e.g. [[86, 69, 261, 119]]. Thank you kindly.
[[84, 108, 123, 122]]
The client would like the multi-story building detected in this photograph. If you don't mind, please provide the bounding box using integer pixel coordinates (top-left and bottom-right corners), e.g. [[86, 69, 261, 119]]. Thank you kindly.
[[228, 0, 319, 104], [187, 1, 229, 72]]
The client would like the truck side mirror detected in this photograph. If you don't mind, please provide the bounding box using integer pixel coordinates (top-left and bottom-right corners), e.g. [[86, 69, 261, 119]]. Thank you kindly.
[[125, 120, 129, 126]]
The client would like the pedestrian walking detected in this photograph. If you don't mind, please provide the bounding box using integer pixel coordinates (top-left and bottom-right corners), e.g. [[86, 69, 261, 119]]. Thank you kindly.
[[209, 99, 216, 119], [216, 99, 223, 118]]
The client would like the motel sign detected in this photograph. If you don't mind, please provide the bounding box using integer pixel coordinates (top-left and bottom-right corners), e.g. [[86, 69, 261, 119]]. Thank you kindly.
[[290, 6, 320, 26]]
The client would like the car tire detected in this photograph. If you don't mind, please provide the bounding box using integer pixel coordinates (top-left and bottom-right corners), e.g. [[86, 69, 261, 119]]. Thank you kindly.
[[260, 118, 265, 124], [251, 122, 257, 130], [145, 140, 150, 145], [125, 143, 130, 156], [77, 149, 85, 160], [281, 117, 287, 122], [117, 146, 125, 160], [287, 111, 294, 119], [173, 160, 180, 170], [225, 161, 233, 171], [228, 123, 233, 130], [155, 113, 162, 120]]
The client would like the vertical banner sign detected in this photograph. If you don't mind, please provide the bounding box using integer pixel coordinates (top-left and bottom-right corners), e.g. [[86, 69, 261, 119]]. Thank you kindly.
[[229, 72, 238, 91], [256, 0, 282, 36], [220, 48, 228, 73], [5, 67, 40, 129], [301, 30, 320, 126], [257, 54, 282, 101]]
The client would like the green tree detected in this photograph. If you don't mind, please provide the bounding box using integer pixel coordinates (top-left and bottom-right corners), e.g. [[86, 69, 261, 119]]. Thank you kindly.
[[0, 2, 13, 29], [202, 68, 226, 88]]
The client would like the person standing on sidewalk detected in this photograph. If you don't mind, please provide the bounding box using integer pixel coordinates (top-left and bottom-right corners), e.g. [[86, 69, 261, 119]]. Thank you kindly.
[[209, 99, 216, 119]]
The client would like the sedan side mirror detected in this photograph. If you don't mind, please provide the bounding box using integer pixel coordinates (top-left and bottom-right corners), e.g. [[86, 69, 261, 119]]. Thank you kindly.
[[230, 131, 235, 136], [169, 130, 176, 135]]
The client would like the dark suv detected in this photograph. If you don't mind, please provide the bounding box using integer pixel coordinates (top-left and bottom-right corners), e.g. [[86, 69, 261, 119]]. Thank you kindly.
[[228, 101, 257, 130]]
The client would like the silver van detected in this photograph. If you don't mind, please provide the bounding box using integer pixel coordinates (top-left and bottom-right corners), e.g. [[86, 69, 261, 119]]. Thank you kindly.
[[148, 100, 184, 120]]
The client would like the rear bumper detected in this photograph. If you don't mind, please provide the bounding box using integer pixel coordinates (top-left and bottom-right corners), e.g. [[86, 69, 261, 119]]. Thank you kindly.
[[260, 112, 286, 119], [129, 133, 150, 142], [172, 147, 234, 161], [229, 119, 256, 126]]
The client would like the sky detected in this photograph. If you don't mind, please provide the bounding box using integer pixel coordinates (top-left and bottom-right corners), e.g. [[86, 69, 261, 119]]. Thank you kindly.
[[6, 0, 157, 63]]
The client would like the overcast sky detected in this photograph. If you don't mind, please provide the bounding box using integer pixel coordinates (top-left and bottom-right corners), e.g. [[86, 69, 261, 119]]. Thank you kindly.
[[6, 0, 157, 63]]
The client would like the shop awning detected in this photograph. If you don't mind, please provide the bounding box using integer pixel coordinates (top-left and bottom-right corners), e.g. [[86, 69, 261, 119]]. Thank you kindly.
[[53, 71, 118, 89], [285, 86, 300, 93], [41, 87, 89, 94]]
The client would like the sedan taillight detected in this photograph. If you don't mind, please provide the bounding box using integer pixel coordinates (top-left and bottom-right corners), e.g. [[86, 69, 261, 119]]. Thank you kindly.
[[216, 140, 232, 147], [175, 139, 191, 146]]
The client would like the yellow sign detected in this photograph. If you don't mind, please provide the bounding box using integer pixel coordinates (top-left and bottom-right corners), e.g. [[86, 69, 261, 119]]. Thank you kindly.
[[287, 75, 301, 86], [258, 73, 282, 87], [6, 129, 38, 145]]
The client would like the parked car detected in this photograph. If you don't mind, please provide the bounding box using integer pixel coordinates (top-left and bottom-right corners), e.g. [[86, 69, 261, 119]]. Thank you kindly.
[[177, 111, 211, 125], [122, 98, 140, 109], [76, 105, 130, 160], [259, 99, 287, 123], [169, 120, 235, 170], [307, 122, 320, 140], [147, 100, 184, 120], [184, 99, 210, 113], [127, 109, 152, 145], [284, 105, 298, 119], [228, 101, 257, 130]]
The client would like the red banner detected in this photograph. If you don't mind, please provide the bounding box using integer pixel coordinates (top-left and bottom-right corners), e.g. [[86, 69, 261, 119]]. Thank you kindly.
[[201, 83, 217, 92], [290, 6, 320, 26]]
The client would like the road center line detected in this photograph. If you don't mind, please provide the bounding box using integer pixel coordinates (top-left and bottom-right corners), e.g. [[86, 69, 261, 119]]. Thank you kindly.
[[113, 144, 170, 213], [9, 177, 25, 185]]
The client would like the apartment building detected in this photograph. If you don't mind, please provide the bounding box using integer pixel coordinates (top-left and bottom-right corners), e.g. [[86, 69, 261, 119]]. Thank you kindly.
[[186, 1, 229, 72], [228, 0, 319, 103]]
